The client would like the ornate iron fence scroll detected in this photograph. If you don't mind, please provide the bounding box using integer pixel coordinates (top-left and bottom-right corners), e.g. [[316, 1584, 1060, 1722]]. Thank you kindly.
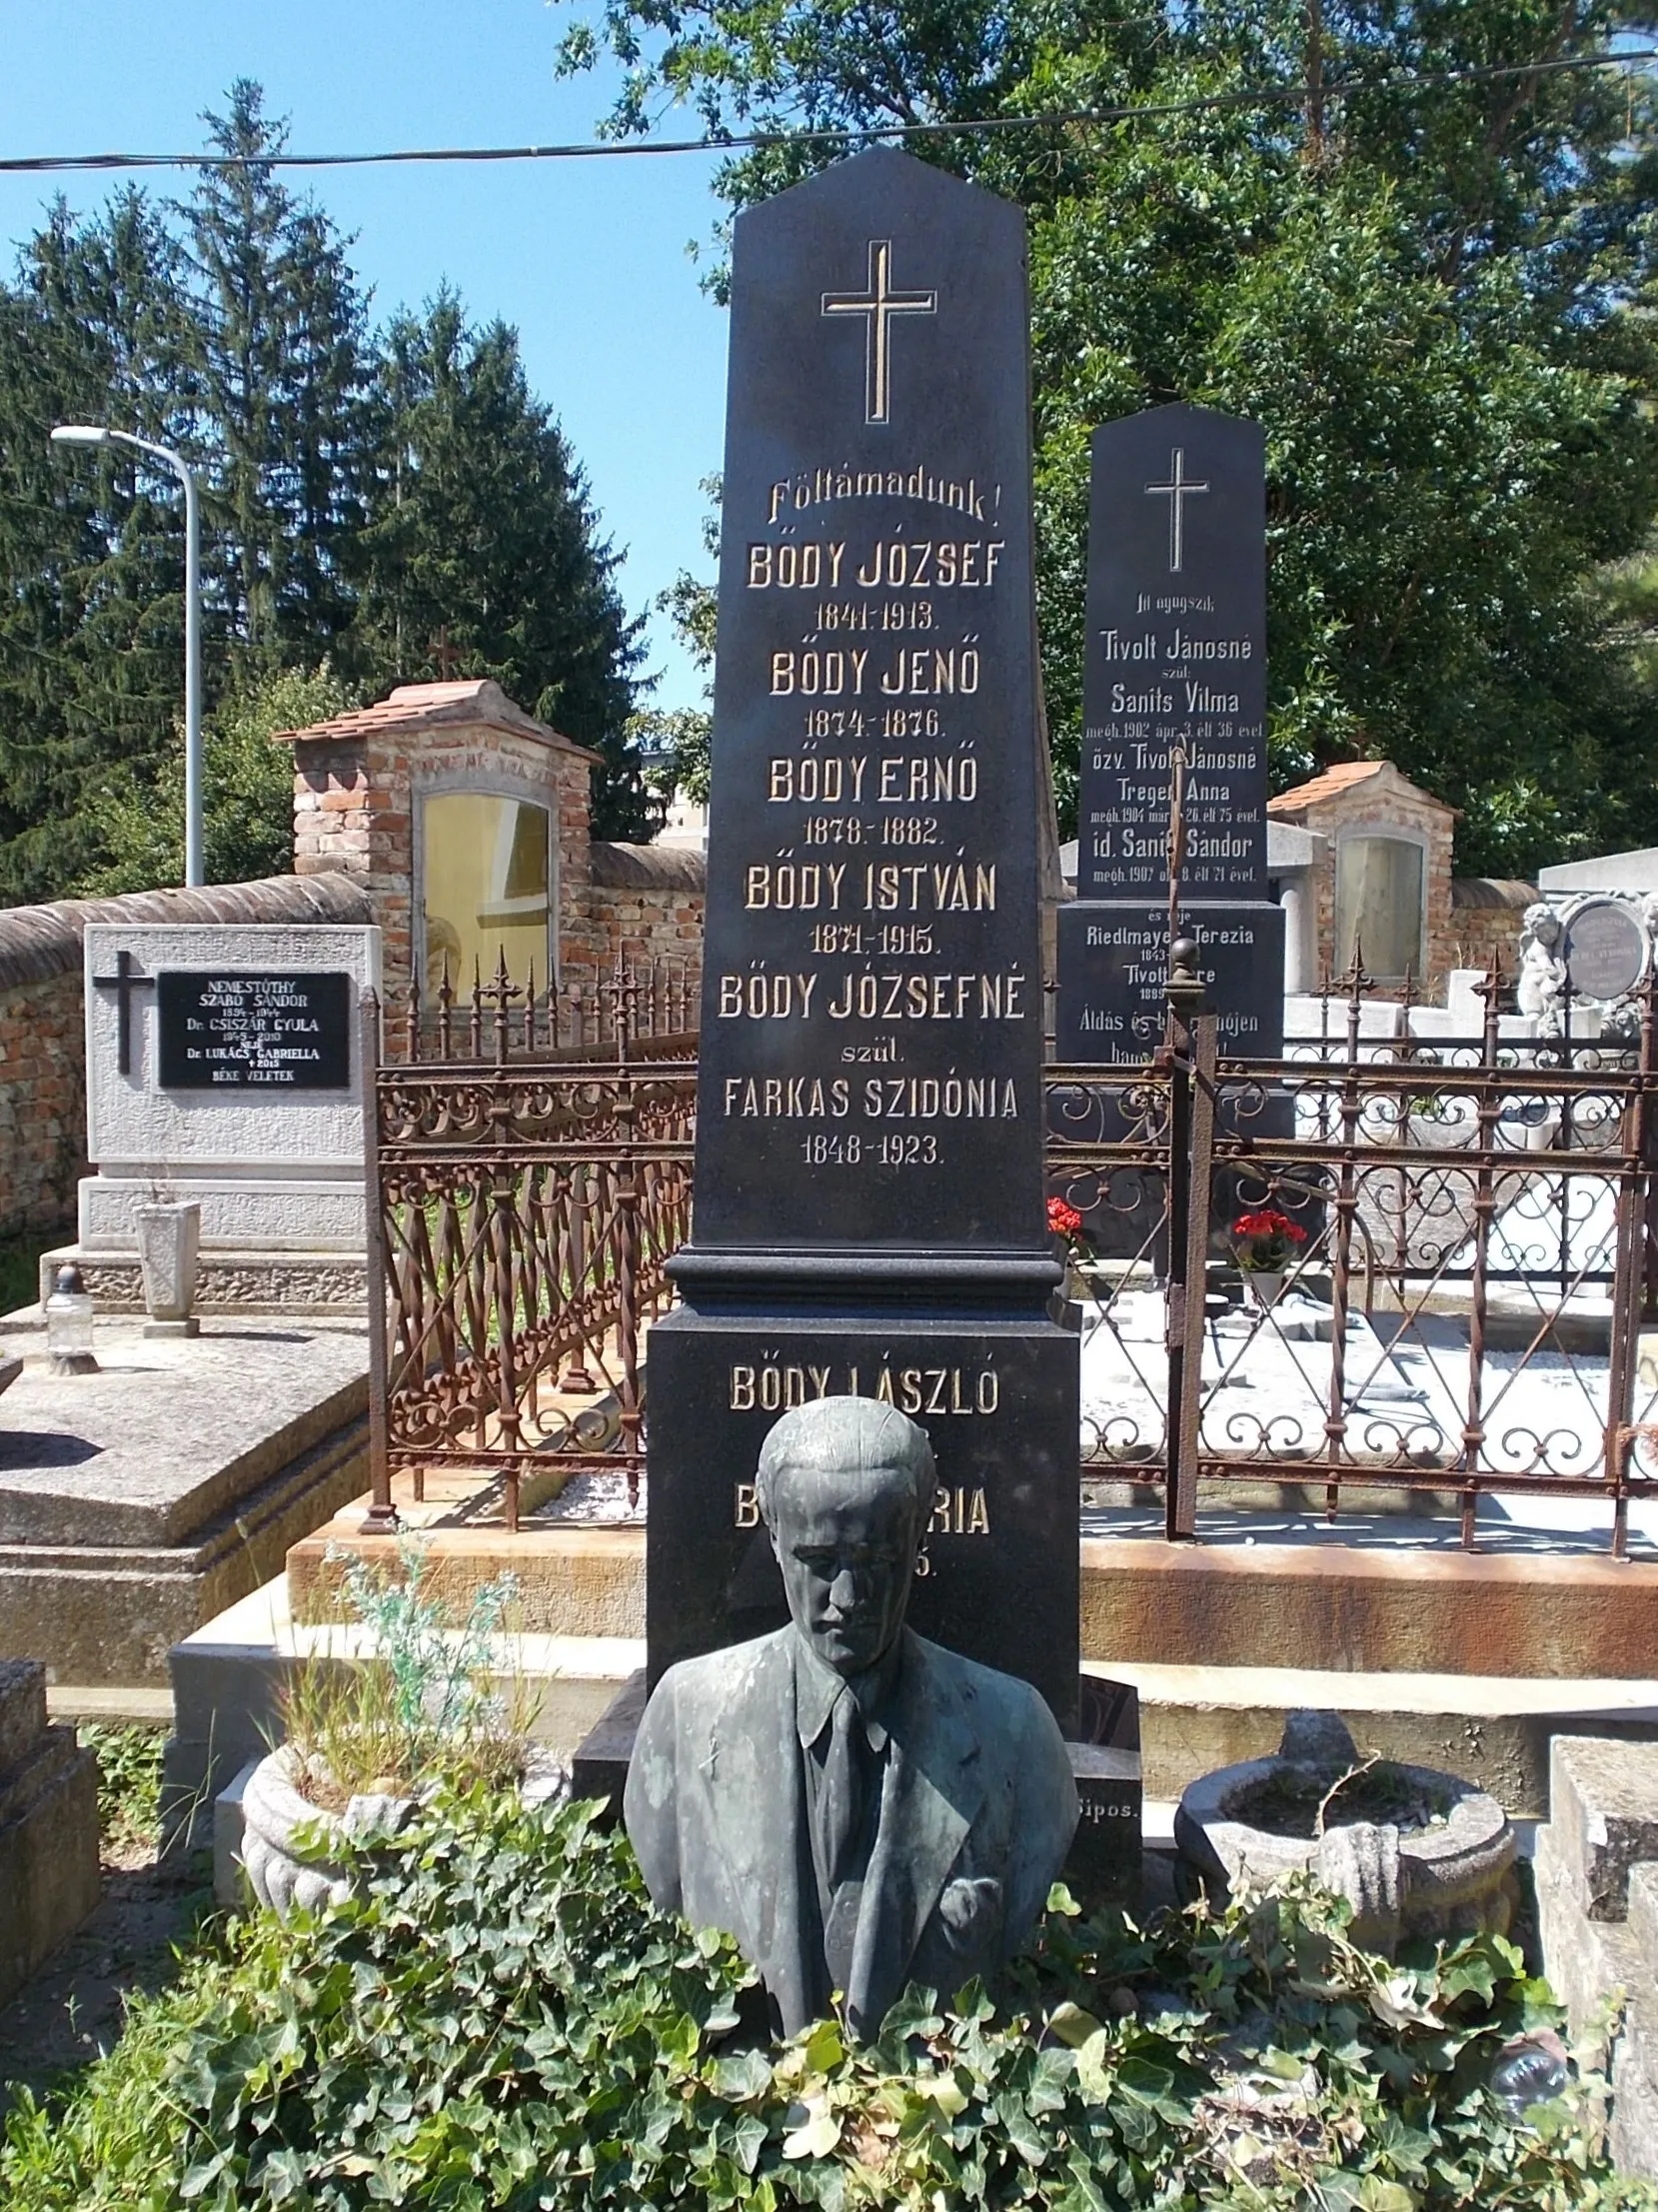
[[365, 951, 1658, 1553], [1049, 961, 1658, 1554], [362, 959, 698, 1531]]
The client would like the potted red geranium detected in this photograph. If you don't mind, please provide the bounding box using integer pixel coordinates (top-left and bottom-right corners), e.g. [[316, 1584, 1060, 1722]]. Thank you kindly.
[[1229, 1205, 1307, 1308]]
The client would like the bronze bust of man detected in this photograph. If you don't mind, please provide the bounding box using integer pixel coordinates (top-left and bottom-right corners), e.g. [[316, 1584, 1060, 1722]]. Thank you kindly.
[[624, 1397, 1078, 2039]]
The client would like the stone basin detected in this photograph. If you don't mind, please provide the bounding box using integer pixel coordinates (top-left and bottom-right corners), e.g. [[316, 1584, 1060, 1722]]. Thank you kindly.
[[1174, 1709, 1518, 1954]]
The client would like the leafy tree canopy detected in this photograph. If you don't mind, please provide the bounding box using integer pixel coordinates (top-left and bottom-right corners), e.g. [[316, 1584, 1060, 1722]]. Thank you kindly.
[[77, 663, 363, 897], [557, 0, 1658, 876]]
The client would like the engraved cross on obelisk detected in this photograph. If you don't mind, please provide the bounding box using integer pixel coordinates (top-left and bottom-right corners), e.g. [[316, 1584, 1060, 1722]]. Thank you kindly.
[[822, 239, 936, 424], [1145, 447, 1210, 574], [90, 946, 155, 1077]]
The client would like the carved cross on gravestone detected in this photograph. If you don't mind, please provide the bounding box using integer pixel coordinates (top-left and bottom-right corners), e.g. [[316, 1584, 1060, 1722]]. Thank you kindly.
[[820, 238, 937, 424], [1144, 447, 1210, 575], [89, 946, 155, 1076]]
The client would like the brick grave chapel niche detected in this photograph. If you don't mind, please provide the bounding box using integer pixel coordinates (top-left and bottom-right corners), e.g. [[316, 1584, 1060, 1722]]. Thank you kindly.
[[275, 679, 706, 1022]]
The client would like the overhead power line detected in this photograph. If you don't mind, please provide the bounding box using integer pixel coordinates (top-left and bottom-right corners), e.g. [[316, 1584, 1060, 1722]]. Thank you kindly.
[[0, 46, 1654, 175]]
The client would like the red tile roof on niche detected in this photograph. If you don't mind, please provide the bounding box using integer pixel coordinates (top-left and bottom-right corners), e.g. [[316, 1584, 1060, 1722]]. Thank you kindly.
[[270, 679, 600, 761], [1267, 759, 1456, 817]]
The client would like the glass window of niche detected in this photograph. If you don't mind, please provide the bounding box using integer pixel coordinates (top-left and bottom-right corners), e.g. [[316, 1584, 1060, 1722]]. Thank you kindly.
[[422, 793, 552, 990], [1335, 835, 1424, 983]]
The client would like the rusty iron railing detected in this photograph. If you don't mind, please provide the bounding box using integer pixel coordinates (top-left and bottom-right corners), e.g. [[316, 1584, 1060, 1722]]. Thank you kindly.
[[1047, 960, 1658, 1553], [362, 959, 698, 1531], [364, 953, 1658, 1553]]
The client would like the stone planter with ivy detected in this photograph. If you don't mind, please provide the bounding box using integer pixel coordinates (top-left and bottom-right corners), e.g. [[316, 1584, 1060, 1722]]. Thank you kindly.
[[241, 1740, 566, 1917], [238, 1536, 563, 1918]]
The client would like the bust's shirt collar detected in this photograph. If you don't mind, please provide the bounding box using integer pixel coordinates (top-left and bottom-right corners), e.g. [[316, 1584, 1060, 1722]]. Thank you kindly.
[[793, 1633, 901, 1755]]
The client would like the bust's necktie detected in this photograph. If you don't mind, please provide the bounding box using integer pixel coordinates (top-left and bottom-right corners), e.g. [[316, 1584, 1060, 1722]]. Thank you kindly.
[[820, 1685, 865, 1890]]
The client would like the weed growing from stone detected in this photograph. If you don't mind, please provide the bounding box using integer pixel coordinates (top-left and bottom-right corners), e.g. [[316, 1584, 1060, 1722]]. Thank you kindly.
[[281, 1537, 532, 1806]]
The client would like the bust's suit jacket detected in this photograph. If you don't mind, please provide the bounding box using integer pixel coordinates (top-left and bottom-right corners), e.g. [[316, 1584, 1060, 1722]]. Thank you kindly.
[[624, 1625, 1078, 2038]]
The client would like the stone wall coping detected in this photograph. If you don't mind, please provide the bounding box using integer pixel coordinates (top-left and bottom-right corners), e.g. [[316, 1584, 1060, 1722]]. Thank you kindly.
[[1451, 878, 1538, 912], [271, 679, 602, 765], [590, 841, 708, 891], [0, 875, 374, 993]]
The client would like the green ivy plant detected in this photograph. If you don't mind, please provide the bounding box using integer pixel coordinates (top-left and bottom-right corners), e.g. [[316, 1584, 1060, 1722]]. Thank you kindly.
[[4, 1784, 1655, 2212]]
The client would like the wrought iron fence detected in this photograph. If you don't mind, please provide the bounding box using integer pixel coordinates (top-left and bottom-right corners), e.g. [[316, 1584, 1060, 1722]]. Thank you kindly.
[[1047, 960, 1658, 1553], [362, 962, 697, 1531], [362, 954, 1658, 1553]]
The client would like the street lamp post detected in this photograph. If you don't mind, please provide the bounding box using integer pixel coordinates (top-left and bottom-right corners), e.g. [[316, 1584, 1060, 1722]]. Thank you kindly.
[[51, 424, 204, 889]]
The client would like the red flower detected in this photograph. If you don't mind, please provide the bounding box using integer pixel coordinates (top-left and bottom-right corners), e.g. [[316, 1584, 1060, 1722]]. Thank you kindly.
[[1047, 1195, 1085, 1239], [1231, 1207, 1306, 1243]]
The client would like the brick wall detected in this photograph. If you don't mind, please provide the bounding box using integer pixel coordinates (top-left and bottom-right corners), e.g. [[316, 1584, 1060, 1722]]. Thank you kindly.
[[587, 843, 706, 987], [0, 876, 374, 1245], [1448, 880, 1534, 982], [282, 682, 703, 1013]]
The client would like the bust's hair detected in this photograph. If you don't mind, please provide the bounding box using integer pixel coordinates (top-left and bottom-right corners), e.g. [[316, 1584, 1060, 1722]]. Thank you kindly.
[[754, 1396, 936, 1530]]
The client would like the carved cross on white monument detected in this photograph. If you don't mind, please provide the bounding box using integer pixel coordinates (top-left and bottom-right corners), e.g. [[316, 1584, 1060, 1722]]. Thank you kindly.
[[1145, 447, 1210, 574], [822, 240, 936, 425]]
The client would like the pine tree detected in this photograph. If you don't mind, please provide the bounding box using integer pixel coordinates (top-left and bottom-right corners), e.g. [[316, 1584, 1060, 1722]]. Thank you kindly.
[[181, 80, 373, 670], [0, 191, 195, 900], [356, 293, 649, 837]]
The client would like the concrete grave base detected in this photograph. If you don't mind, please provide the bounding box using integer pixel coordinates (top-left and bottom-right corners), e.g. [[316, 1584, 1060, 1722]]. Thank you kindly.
[[39, 1244, 367, 1318], [0, 1312, 370, 1682], [0, 1659, 101, 2008], [1534, 1737, 1658, 2180], [167, 1575, 639, 1850]]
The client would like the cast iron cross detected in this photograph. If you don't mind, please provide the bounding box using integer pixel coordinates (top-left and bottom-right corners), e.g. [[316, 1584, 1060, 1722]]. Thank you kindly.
[[429, 624, 462, 679], [822, 240, 936, 425], [1145, 448, 1210, 575], [90, 947, 155, 1076]]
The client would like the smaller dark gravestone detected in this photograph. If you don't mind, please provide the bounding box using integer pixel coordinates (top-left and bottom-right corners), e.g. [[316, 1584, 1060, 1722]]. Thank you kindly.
[[1056, 404, 1284, 1062], [1562, 900, 1648, 1006], [156, 972, 353, 1091]]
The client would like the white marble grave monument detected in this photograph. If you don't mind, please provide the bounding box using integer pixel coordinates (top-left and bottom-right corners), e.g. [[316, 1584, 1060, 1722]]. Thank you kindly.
[[61, 921, 380, 1313]]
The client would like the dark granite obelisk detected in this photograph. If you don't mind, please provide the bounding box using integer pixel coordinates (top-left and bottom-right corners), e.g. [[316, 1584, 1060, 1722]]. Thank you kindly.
[[648, 147, 1080, 1731], [1056, 405, 1284, 1062]]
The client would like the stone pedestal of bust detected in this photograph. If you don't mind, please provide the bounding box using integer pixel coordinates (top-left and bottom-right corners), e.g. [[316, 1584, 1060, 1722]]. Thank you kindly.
[[624, 1397, 1079, 2040]]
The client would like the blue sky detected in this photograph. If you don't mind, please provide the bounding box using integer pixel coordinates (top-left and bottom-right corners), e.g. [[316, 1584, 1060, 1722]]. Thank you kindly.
[[0, 0, 731, 708]]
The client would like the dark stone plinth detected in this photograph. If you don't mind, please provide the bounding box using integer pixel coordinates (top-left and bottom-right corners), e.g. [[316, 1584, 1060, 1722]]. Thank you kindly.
[[571, 1667, 647, 1816], [645, 1308, 1079, 1733], [1054, 902, 1285, 1064], [1068, 1746, 1143, 1898], [1075, 405, 1267, 905]]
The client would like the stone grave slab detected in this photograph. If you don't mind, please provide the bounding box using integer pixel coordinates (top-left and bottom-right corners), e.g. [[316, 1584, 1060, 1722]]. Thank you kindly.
[[0, 1315, 368, 1682], [0, 1659, 100, 2007]]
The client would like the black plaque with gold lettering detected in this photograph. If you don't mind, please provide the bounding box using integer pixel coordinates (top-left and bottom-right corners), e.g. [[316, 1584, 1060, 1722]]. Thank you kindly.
[[156, 971, 352, 1090], [644, 149, 1081, 1734]]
